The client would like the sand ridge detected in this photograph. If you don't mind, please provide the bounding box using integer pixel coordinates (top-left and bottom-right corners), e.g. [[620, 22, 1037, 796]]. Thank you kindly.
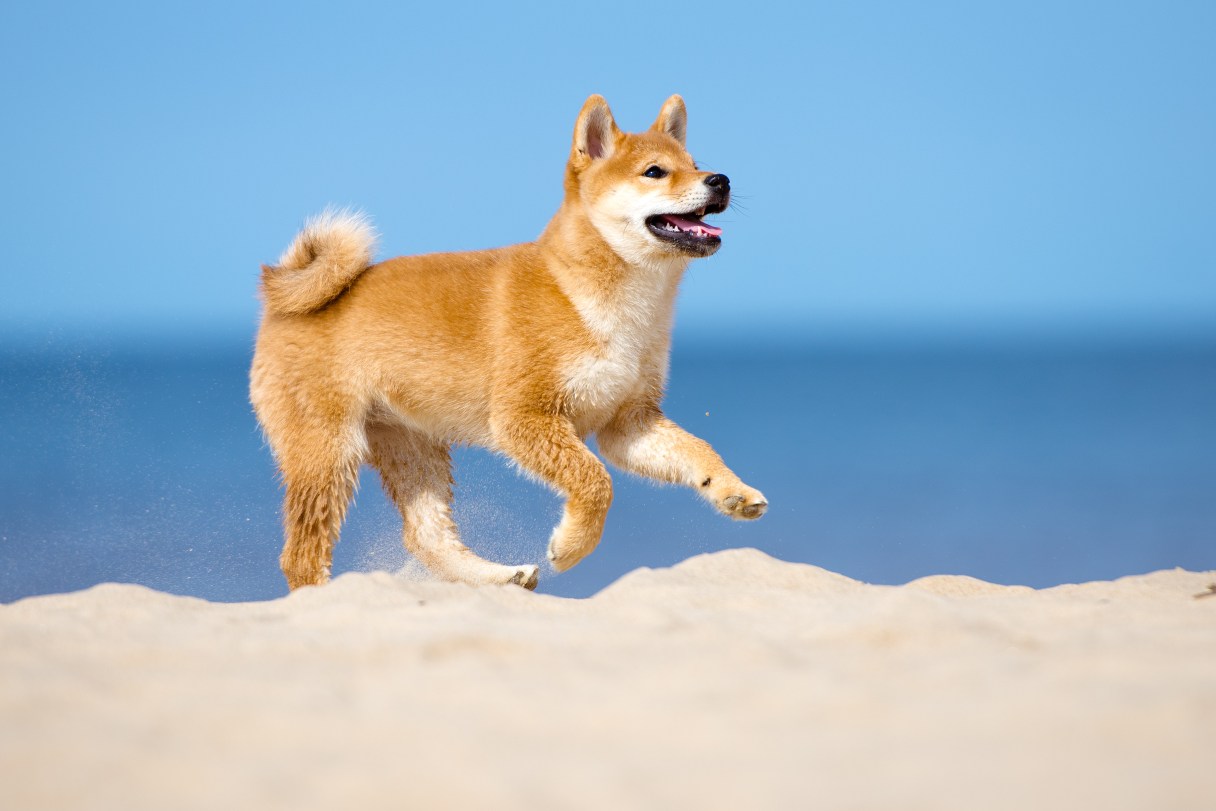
[[2, 549, 1214, 810]]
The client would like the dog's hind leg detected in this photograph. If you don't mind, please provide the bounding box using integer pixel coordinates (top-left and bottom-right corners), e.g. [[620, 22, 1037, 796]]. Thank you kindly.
[[276, 427, 363, 590], [367, 422, 539, 590]]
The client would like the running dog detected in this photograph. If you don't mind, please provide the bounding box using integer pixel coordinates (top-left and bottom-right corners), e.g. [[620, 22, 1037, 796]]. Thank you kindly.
[[250, 94, 767, 591]]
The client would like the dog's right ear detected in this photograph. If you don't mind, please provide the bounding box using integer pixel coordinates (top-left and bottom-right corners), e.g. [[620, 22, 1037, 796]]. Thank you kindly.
[[571, 95, 621, 165]]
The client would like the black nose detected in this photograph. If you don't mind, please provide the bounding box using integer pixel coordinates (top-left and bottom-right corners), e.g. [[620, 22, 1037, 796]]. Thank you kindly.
[[704, 173, 730, 189]]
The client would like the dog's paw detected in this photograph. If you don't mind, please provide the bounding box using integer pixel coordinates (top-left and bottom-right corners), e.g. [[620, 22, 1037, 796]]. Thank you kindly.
[[711, 483, 768, 520], [509, 565, 540, 591], [547, 541, 586, 573], [547, 526, 598, 573]]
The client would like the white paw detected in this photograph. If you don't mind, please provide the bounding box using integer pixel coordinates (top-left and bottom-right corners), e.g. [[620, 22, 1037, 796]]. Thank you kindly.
[[710, 483, 768, 520], [547, 525, 598, 573], [509, 565, 540, 591]]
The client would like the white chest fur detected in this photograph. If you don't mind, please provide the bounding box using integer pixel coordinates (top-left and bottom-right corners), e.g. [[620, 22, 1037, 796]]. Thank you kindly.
[[562, 263, 682, 425]]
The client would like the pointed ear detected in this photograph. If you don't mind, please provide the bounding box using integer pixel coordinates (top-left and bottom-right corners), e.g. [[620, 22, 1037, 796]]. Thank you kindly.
[[572, 95, 621, 162], [651, 94, 687, 146]]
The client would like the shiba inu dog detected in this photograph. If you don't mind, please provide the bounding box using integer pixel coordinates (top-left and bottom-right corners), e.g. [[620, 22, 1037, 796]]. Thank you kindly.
[[250, 94, 767, 591]]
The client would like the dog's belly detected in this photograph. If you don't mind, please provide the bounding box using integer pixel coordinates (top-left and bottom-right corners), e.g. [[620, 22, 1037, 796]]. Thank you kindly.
[[368, 364, 495, 446]]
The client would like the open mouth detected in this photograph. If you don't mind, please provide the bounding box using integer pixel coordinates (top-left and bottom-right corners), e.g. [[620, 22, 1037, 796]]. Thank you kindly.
[[645, 202, 726, 255]]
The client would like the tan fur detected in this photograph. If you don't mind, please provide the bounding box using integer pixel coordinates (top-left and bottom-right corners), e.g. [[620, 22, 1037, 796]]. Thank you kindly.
[[251, 95, 767, 591], [261, 208, 378, 316]]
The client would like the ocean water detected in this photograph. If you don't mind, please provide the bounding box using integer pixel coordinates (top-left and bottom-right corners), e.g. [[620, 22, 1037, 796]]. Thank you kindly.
[[1, 337, 1213, 602]]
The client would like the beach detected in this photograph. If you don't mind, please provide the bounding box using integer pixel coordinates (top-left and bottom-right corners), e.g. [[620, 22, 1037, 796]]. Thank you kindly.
[[2, 548, 1213, 810]]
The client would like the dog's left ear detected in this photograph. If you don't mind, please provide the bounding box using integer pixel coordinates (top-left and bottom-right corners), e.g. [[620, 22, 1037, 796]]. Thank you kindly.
[[651, 95, 687, 146]]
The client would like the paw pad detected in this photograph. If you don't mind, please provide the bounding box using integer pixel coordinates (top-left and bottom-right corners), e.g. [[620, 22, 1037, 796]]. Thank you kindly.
[[719, 491, 767, 520], [510, 566, 540, 591]]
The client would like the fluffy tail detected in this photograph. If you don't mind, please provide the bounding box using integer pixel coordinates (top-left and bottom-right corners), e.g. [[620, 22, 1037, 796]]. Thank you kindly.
[[260, 208, 378, 316]]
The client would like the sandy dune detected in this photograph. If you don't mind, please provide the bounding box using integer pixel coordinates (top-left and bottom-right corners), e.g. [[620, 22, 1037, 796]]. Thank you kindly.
[[2, 548, 1213, 810]]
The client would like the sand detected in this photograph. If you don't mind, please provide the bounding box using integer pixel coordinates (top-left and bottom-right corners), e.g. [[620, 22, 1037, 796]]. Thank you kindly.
[[2, 548, 1213, 810]]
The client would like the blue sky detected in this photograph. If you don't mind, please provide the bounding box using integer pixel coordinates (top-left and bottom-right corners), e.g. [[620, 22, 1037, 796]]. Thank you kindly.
[[1, 1, 1213, 343]]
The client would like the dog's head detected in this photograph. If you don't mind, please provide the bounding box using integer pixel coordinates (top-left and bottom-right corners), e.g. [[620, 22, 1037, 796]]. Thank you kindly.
[[565, 95, 729, 263]]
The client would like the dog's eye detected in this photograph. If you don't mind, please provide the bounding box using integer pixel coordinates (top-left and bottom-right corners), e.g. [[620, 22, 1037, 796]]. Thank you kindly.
[[642, 165, 667, 179]]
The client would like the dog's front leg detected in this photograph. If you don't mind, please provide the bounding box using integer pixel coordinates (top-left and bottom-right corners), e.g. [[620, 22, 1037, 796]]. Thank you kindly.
[[493, 411, 614, 572], [599, 403, 768, 520]]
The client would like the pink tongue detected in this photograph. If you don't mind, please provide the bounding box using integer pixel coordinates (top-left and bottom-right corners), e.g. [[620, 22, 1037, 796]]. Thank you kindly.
[[661, 214, 723, 238]]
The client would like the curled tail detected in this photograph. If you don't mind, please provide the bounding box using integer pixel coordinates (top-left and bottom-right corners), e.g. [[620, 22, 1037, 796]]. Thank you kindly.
[[261, 208, 378, 316]]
